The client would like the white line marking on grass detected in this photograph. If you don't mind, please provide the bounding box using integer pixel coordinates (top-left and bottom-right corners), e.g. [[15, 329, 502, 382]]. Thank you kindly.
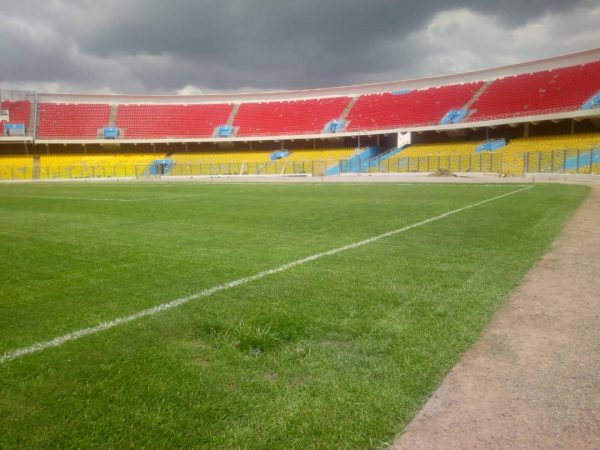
[[0, 185, 533, 364]]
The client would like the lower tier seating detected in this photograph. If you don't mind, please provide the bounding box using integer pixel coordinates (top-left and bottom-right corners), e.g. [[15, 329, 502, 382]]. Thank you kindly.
[[0, 156, 33, 180], [398, 141, 481, 157], [1, 137, 597, 179], [169, 148, 355, 176], [170, 151, 273, 175], [375, 134, 600, 174], [379, 141, 496, 173], [39, 154, 161, 178], [499, 133, 600, 174], [171, 150, 273, 164], [286, 148, 356, 161]]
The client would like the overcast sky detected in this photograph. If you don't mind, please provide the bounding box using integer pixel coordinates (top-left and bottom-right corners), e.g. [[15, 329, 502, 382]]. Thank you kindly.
[[1, 0, 599, 94]]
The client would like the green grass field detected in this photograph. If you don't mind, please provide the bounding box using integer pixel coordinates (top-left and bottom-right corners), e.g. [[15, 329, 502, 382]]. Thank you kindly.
[[0, 181, 589, 449]]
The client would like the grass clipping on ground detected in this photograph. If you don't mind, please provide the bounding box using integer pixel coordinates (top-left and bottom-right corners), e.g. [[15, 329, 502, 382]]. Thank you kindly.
[[429, 168, 457, 177]]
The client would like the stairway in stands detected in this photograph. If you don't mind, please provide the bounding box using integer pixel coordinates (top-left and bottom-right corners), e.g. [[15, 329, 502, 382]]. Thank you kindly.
[[338, 96, 359, 128], [29, 100, 37, 137], [32, 156, 40, 180], [463, 80, 494, 112], [108, 104, 119, 127], [226, 103, 240, 126]]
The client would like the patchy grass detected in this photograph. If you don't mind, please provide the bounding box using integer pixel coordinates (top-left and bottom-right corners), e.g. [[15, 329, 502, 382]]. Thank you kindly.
[[0, 182, 588, 449]]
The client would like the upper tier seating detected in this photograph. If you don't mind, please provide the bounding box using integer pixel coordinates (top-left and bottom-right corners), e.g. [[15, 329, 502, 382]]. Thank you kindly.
[[37, 103, 111, 139], [1, 101, 31, 129], [116, 104, 233, 138], [233, 97, 351, 136], [23, 57, 600, 140], [346, 82, 483, 131], [468, 61, 600, 121]]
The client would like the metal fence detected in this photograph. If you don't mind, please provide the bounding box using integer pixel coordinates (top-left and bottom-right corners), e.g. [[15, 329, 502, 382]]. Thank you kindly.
[[523, 149, 600, 175], [1, 151, 599, 181], [168, 160, 329, 177], [338, 153, 502, 174], [0, 160, 331, 181]]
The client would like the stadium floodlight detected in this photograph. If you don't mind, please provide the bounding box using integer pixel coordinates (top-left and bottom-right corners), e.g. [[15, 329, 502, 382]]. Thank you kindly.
[[0, 111, 7, 122], [0, 88, 8, 121]]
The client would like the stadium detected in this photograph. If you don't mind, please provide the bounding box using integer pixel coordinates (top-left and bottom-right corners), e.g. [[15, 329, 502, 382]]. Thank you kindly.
[[1, 8, 600, 448], [1, 49, 600, 179]]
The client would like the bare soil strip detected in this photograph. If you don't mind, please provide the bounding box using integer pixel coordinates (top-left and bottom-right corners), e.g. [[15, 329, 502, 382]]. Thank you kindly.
[[393, 183, 600, 450]]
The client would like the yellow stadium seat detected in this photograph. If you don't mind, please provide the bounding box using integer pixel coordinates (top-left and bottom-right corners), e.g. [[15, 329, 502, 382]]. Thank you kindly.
[[382, 141, 498, 173], [0, 156, 33, 180], [38, 154, 161, 179], [500, 132, 600, 174], [169, 148, 355, 176]]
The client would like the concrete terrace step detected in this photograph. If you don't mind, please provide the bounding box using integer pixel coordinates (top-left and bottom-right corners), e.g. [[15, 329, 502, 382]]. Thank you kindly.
[[463, 79, 494, 111]]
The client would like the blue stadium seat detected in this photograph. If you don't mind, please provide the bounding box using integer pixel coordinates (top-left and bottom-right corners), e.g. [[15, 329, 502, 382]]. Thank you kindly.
[[323, 119, 344, 133], [270, 150, 289, 160], [103, 127, 119, 139], [217, 125, 234, 137], [440, 109, 468, 125], [581, 92, 600, 110], [3, 123, 25, 137], [476, 139, 506, 153]]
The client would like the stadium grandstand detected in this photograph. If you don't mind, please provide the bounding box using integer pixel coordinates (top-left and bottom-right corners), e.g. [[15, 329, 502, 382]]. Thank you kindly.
[[1, 48, 599, 180]]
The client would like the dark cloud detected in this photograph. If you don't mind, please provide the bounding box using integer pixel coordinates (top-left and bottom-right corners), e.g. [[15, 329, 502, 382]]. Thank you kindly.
[[0, 0, 597, 93]]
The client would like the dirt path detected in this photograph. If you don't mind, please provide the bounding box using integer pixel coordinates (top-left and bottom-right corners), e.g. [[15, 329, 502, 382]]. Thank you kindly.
[[392, 183, 600, 450]]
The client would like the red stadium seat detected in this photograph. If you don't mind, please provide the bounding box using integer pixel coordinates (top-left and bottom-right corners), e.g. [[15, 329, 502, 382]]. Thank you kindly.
[[37, 103, 110, 139], [0, 100, 31, 129], [28, 59, 600, 140], [233, 97, 350, 136], [468, 61, 600, 121], [346, 83, 483, 131], [115, 104, 233, 138]]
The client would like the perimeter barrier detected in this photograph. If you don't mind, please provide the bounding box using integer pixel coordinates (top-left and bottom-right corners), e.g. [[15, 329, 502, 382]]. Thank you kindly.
[[339, 153, 502, 174], [523, 149, 600, 175], [0, 160, 330, 180], [1, 151, 598, 181]]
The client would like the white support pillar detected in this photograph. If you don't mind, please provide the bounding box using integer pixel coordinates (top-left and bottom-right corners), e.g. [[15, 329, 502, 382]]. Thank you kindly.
[[397, 132, 411, 148]]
